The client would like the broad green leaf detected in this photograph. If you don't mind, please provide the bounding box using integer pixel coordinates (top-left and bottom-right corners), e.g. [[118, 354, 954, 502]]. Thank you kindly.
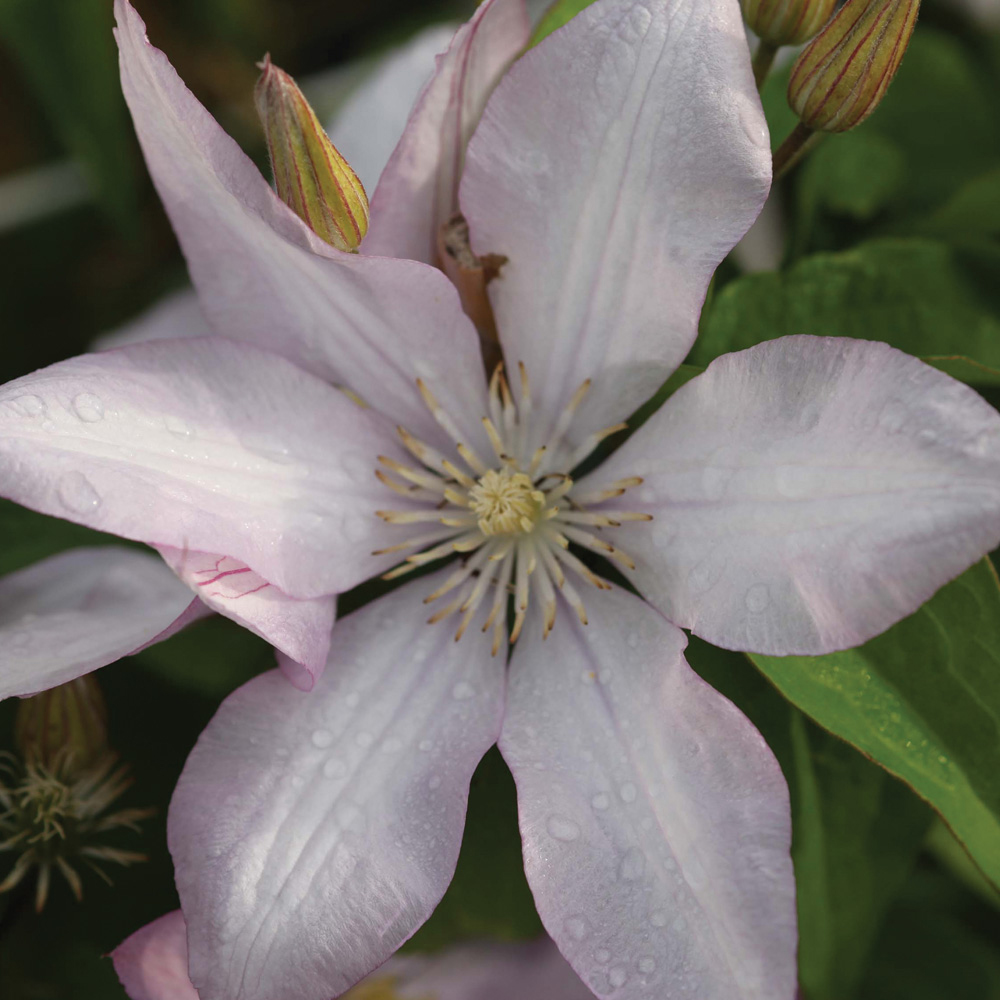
[[529, 0, 596, 46], [920, 168, 1000, 241], [693, 238, 1000, 368], [0, 0, 140, 232], [748, 559, 1000, 889], [687, 638, 932, 1000], [405, 747, 542, 949]]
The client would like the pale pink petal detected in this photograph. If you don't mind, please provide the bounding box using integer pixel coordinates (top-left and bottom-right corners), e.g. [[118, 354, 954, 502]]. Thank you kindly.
[[589, 336, 1000, 654], [0, 547, 195, 699], [460, 0, 770, 445], [113, 911, 199, 1000], [500, 587, 796, 1000], [93, 288, 211, 352], [364, 0, 531, 262], [375, 937, 594, 999], [114, 0, 489, 455], [157, 548, 335, 688], [168, 573, 506, 1000], [328, 24, 459, 197], [0, 338, 406, 600]]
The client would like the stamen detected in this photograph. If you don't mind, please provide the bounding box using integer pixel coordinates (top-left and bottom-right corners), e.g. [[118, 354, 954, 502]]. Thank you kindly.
[[375, 367, 648, 648]]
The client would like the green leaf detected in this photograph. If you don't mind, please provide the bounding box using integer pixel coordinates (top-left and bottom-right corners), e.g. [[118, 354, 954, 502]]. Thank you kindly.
[[920, 168, 1000, 241], [0, 0, 140, 232], [693, 238, 1000, 369], [747, 559, 1000, 891], [405, 747, 542, 949], [529, 0, 596, 47], [686, 638, 932, 1000]]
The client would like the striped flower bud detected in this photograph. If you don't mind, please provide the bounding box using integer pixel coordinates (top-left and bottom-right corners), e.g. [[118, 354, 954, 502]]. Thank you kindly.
[[788, 0, 920, 133], [254, 55, 369, 251], [743, 0, 837, 47], [15, 675, 109, 774]]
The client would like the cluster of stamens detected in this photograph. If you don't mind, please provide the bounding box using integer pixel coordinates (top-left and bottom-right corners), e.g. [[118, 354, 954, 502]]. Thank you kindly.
[[374, 364, 650, 653]]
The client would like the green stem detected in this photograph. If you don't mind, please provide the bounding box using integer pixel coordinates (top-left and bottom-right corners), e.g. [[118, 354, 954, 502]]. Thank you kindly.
[[772, 122, 824, 182], [752, 41, 779, 90]]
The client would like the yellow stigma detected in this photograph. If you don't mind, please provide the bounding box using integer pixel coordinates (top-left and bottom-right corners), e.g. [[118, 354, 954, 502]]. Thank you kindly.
[[469, 468, 546, 536]]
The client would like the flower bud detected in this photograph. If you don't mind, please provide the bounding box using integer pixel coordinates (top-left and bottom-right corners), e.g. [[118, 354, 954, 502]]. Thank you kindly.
[[254, 55, 369, 251], [788, 0, 920, 133], [15, 676, 109, 774], [743, 0, 837, 46]]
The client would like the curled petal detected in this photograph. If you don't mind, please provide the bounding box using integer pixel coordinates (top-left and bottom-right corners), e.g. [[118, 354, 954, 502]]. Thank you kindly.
[[113, 911, 199, 1000], [460, 0, 770, 446], [590, 336, 1000, 654], [0, 547, 196, 700], [168, 573, 505, 1000], [157, 548, 335, 688], [500, 587, 796, 1000], [365, 0, 531, 262]]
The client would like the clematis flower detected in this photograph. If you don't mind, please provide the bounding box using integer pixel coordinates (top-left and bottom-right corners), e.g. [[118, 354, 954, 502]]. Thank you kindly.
[[1, 2, 999, 1000], [112, 910, 595, 1000]]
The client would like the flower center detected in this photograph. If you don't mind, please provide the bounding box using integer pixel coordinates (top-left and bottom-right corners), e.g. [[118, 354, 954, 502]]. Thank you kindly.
[[469, 468, 546, 535], [374, 364, 650, 652]]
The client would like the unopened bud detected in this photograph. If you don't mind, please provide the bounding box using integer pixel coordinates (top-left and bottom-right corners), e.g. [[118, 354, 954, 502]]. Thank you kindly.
[[15, 676, 109, 775], [254, 55, 369, 251], [743, 0, 837, 46], [788, 0, 920, 133]]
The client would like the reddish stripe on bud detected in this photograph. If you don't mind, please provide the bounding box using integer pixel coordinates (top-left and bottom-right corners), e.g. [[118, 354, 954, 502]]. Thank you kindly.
[[743, 0, 837, 47], [788, 0, 920, 133], [254, 55, 369, 251]]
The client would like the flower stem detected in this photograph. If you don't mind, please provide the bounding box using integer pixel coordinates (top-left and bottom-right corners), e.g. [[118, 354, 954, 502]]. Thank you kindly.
[[752, 41, 779, 90], [772, 122, 824, 182]]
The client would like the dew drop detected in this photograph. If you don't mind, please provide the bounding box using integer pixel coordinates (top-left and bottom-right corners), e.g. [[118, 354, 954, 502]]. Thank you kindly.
[[165, 414, 194, 439], [580, 670, 596, 685], [322, 757, 346, 779], [345, 692, 360, 708], [879, 399, 907, 434], [608, 966, 628, 989], [428, 774, 442, 790], [547, 815, 581, 842], [739, 101, 769, 148], [355, 731, 374, 748], [311, 729, 333, 748], [619, 846, 645, 881], [744, 583, 770, 613], [418, 739, 433, 752], [673, 915, 687, 933], [626, 632, 639, 650], [72, 393, 104, 423], [381, 737, 403, 754], [451, 681, 474, 700], [619, 782, 637, 803], [564, 916, 588, 941], [13, 394, 46, 418], [591, 792, 610, 811], [650, 910, 668, 927], [595, 948, 611, 964], [57, 472, 101, 513], [638, 957, 656, 974]]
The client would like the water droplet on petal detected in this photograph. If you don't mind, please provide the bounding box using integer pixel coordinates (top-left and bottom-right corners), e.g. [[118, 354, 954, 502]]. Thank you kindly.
[[739, 100, 769, 148], [609, 966, 628, 989], [72, 393, 104, 422], [311, 729, 333, 748], [355, 731, 373, 748], [345, 692, 360, 708], [650, 910, 667, 927], [564, 916, 588, 941], [451, 681, 474, 700], [57, 472, 101, 513], [165, 414, 194, 439], [418, 739, 433, 752], [13, 394, 46, 418], [381, 737, 403, 754], [591, 792, 610, 811], [323, 757, 346, 779], [428, 774, 442, 790], [626, 633, 639, 650], [619, 782, 637, 803], [595, 948, 611, 964], [745, 583, 770, 613], [638, 957, 656, 974], [547, 815, 581, 842], [619, 846, 645, 881]]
